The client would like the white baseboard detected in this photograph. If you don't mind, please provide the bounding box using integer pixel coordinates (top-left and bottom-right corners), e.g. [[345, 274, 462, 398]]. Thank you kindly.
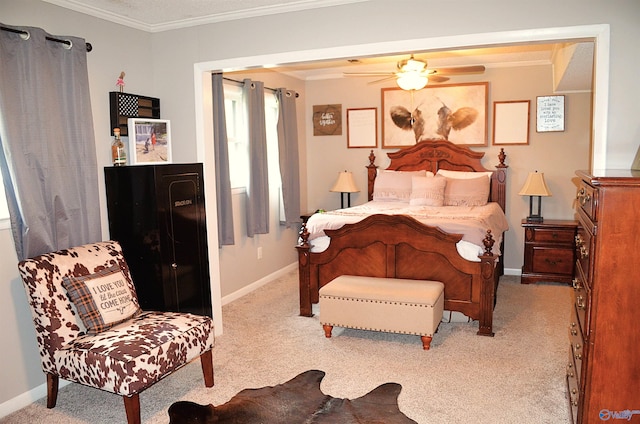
[[221, 262, 297, 306], [504, 267, 522, 276], [0, 379, 70, 419]]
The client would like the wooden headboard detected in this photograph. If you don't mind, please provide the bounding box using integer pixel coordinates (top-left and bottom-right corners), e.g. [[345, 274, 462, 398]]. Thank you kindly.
[[367, 138, 508, 211]]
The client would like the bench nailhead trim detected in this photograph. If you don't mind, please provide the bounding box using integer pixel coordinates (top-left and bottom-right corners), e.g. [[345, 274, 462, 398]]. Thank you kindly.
[[320, 296, 435, 308]]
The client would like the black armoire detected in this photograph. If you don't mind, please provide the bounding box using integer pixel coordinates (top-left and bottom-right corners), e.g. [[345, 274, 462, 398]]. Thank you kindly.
[[104, 163, 212, 317]]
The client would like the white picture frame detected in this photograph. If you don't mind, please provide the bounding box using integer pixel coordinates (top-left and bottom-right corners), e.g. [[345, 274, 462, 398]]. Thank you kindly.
[[493, 100, 530, 145], [127, 118, 172, 165], [347, 108, 378, 148], [536, 95, 565, 132]]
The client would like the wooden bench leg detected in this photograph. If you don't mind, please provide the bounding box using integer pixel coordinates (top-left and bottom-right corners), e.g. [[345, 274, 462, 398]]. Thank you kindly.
[[200, 349, 214, 387], [123, 394, 141, 424], [323, 324, 333, 338], [46, 373, 59, 408], [420, 336, 433, 350]]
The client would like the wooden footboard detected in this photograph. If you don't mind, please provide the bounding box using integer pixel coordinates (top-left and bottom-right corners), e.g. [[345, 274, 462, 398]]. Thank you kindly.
[[297, 214, 498, 336]]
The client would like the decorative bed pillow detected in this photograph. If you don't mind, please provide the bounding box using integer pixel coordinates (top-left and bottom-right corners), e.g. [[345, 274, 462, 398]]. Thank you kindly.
[[410, 175, 447, 206], [62, 265, 141, 335], [437, 169, 493, 181], [443, 175, 491, 206], [373, 170, 428, 202]]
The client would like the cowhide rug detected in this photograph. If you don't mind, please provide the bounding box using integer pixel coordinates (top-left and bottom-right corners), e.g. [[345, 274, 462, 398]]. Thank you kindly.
[[168, 369, 417, 423]]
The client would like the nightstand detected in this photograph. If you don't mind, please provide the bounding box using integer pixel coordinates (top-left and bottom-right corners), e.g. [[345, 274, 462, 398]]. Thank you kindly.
[[521, 219, 578, 284]]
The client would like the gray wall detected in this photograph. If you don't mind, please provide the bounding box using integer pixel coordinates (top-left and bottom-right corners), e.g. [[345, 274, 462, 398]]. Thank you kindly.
[[1, 0, 639, 416]]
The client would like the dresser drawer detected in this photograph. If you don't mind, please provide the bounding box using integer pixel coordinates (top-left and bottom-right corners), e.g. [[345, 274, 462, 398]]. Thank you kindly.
[[572, 276, 589, 339], [577, 181, 597, 222], [569, 305, 584, 383], [530, 246, 574, 275], [575, 225, 592, 285], [566, 353, 580, 424]]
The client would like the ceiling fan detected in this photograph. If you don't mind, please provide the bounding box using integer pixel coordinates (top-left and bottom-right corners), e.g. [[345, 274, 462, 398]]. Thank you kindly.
[[344, 55, 485, 90]]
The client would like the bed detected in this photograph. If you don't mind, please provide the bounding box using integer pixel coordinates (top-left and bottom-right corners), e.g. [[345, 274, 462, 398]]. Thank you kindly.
[[296, 138, 509, 336]]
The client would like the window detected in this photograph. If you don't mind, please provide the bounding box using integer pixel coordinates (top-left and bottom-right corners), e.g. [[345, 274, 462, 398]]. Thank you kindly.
[[224, 84, 249, 189], [223, 84, 282, 194]]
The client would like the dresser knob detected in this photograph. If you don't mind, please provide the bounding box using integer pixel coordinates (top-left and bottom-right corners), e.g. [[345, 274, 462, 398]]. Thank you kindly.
[[577, 188, 591, 205], [171, 263, 178, 270]]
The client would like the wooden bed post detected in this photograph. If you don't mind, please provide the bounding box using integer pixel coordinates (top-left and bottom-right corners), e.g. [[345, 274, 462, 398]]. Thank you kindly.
[[296, 223, 313, 317], [366, 150, 377, 201], [477, 230, 496, 337], [492, 148, 509, 212]]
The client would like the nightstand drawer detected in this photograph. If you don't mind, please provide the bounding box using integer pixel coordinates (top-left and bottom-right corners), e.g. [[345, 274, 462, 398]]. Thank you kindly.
[[529, 227, 575, 244], [531, 246, 574, 274]]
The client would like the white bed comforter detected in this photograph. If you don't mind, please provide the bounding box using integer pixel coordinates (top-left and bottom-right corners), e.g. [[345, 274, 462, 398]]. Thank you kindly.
[[305, 201, 509, 262]]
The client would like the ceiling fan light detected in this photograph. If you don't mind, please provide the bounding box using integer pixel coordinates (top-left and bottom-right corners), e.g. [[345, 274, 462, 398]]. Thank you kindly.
[[397, 72, 428, 90], [404, 58, 425, 72]]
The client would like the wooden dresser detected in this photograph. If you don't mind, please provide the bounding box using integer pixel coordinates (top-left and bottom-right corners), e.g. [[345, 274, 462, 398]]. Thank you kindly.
[[567, 170, 640, 423]]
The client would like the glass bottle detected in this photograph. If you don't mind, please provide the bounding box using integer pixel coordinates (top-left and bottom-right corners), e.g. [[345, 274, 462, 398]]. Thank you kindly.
[[111, 127, 126, 166]]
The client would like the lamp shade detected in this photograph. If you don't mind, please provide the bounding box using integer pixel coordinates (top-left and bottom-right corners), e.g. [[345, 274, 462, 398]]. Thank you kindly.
[[518, 171, 552, 197], [396, 72, 428, 91], [330, 171, 359, 193]]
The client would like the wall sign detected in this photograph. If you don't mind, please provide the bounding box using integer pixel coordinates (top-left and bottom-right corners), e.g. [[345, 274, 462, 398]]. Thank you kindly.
[[536, 95, 565, 132], [312, 104, 342, 136]]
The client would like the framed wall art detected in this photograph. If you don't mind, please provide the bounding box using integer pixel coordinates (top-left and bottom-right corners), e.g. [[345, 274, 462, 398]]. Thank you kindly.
[[347, 107, 377, 148], [536, 95, 565, 132], [127, 118, 172, 165], [492, 100, 530, 145], [381, 82, 488, 148], [312, 104, 342, 136]]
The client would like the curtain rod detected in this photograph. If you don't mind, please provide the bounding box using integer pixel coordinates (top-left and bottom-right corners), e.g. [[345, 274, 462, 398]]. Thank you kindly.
[[223, 76, 299, 98], [1, 26, 92, 52]]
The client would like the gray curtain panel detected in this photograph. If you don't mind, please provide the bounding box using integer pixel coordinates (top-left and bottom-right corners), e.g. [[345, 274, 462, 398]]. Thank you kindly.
[[243, 79, 269, 237], [211, 73, 235, 246], [275, 88, 301, 227], [0, 24, 100, 260]]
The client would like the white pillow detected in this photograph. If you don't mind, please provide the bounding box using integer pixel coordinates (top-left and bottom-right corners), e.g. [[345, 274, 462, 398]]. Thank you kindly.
[[437, 169, 493, 181], [410, 175, 447, 206], [443, 175, 491, 206], [373, 170, 427, 202]]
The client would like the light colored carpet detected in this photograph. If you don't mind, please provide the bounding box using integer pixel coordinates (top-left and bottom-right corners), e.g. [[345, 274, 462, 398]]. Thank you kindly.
[[2, 271, 572, 424]]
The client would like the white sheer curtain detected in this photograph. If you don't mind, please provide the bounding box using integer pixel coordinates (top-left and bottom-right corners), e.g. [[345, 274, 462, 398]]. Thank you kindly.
[[0, 23, 100, 260]]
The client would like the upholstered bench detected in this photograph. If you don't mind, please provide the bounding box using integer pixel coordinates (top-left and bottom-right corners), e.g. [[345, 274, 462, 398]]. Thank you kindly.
[[319, 275, 444, 350]]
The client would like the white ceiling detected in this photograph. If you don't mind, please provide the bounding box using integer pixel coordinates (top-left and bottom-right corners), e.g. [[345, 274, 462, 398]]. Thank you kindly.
[[42, 0, 370, 32], [42, 0, 594, 90]]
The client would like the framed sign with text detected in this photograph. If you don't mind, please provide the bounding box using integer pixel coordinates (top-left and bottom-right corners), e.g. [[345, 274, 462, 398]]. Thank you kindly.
[[536, 95, 565, 132], [312, 104, 342, 136]]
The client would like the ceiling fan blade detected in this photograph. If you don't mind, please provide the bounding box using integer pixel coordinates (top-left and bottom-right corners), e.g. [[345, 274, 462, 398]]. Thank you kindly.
[[367, 75, 397, 84], [343, 72, 396, 77], [428, 75, 450, 83], [432, 65, 486, 75]]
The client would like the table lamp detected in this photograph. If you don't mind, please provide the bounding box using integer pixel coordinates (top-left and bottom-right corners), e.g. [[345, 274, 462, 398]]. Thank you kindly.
[[519, 171, 552, 222], [330, 170, 359, 208]]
